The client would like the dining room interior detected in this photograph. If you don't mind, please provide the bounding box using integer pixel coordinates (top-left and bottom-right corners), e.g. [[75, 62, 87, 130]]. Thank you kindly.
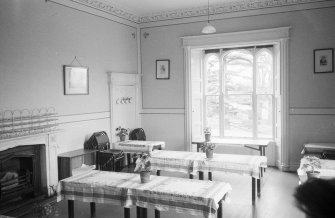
[[1, 0, 335, 217]]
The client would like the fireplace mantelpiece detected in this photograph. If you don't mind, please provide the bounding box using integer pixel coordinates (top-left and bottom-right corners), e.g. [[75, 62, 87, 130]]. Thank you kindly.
[[0, 132, 58, 196]]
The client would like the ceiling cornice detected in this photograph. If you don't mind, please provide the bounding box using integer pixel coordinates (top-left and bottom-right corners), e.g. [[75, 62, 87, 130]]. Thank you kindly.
[[70, 0, 332, 24], [72, 0, 141, 23]]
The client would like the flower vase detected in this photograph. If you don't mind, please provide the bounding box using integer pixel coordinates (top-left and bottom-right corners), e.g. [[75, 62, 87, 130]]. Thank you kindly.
[[306, 171, 320, 179], [206, 149, 214, 159], [205, 133, 211, 142], [120, 135, 126, 141], [140, 171, 151, 183]]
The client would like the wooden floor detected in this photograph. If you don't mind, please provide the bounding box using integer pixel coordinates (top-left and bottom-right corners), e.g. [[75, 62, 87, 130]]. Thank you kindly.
[[28, 167, 305, 218]]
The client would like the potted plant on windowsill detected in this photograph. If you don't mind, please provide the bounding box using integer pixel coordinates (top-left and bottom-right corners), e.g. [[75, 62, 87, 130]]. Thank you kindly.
[[300, 156, 321, 179], [134, 152, 151, 183], [204, 127, 212, 142], [115, 126, 129, 141], [201, 142, 216, 159]]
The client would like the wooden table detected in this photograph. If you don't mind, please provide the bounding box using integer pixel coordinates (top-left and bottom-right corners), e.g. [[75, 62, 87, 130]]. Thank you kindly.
[[192, 138, 270, 156], [58, 149, 97, 180], [150, 150, 267, 205], [57, 170, 231, 218], [301, 143, 335, 157]]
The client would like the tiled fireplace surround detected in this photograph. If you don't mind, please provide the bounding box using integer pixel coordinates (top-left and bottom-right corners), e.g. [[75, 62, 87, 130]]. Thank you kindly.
[[0, 133, 58, 196]]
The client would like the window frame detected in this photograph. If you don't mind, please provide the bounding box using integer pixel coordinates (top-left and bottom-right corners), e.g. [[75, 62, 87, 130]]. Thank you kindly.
[[203, 46, 275, 140]]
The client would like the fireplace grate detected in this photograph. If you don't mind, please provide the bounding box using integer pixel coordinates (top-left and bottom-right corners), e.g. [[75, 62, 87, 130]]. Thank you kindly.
[[0, 171, 33, 202]]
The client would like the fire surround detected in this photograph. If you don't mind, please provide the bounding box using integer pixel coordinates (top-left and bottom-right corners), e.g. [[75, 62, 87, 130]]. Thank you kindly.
[[0, 132, 58, 196]]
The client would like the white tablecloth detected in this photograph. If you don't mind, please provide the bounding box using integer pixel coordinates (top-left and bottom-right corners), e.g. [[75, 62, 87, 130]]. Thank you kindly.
[[150, 150, 267, 178], [57, 170, 231, 218], [112, 140, 165, 152], [297, 158, 335, 182]]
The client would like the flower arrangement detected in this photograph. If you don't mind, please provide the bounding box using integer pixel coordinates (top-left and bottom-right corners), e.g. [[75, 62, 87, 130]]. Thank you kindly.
[[204, 127, 212, 134], [300, 156, 321, 173], [115, 126, 129, 137], [200, 142, 216, 152], [134, 152, 151, 172]]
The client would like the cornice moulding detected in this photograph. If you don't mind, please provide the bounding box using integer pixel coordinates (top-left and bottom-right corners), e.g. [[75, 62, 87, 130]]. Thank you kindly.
[[62, 0, 333, 24]]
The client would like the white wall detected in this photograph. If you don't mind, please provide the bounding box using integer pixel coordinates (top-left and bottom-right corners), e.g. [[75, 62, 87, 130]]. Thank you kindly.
[[0, 0, 138, 153], [140, 7, 335, 169]]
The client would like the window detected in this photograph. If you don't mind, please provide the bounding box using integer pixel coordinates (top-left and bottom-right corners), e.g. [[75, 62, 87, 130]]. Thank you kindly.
[[203, 46, 274, 139]]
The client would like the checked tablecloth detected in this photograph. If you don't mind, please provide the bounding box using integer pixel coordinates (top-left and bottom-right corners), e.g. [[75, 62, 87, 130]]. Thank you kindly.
[[112, 140, 165, 152], [57, 170, 231, 218], [150, 150, 267, 178]]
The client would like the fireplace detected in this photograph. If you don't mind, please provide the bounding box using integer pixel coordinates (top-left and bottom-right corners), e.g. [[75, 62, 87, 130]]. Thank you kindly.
[[0, 132, 58, 196], [0, 144, 42, 205], [0, 133, 59, 216]]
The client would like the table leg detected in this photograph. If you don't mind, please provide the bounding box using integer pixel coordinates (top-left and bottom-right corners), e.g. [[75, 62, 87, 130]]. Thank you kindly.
[[217, 200, 222, 218], [197, 143, 203, 152], [208, 172, 212, 181], [257, 177, 261, 197], [137, 206, 141, 218], [262, 147, 266, 172], [127, 153, 131, 166], [124, 208, 130, 218], [90, 202, 96, 218], [141, 207, 147, 218], [155, 209, 160, 218], [199, 171, 204, 180], [68, 200, 74, 218], [156, 170, 161, 176], [252, 177, 256, 205]]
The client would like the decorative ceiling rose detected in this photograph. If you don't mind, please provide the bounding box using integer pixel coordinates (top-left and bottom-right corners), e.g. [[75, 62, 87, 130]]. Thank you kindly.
[[201, 0, 216, 34]]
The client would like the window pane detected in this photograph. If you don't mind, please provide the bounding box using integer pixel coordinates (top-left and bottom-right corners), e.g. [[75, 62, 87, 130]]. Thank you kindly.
[[205, 96, 220, 136], [256, 50, 273, 94], [223, 50, 253, 94], [224, 95, 252, 137], [205, 55, 220, 95], [257, 95, 273, 138]]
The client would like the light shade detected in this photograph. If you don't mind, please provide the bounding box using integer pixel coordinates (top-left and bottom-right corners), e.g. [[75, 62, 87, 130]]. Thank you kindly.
[[201, 22, 216, 34]]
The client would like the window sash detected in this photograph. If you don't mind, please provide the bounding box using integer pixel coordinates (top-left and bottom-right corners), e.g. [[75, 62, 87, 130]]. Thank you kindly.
[[203, 46, 274, 139]]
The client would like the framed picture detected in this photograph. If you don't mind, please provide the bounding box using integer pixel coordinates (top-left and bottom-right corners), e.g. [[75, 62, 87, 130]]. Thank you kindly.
[[314, 48, 334, 73], [63, 65, 89, 95], [156, 59, 170, 79]]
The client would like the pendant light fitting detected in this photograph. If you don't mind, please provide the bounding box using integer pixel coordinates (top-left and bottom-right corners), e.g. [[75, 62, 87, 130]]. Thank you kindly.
[[201, 0, 216, 34]]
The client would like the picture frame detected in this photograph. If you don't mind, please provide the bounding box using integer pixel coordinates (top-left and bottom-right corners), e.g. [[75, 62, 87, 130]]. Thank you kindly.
[[314, 48, 334, 73], [63, 65, 89, 95], [156, 59, 170, 79]]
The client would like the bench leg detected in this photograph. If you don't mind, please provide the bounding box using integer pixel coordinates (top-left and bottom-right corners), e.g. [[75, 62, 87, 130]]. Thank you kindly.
[[156, 170, 161, 176], [189, 174, 194, 179], [252, 177, 256, 205], [90, 202, 96, 218], [124, 208, 130, 218], [155, 209, 160, 218], [68, 200, 74, 218], [208, 172, 212, 181]]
